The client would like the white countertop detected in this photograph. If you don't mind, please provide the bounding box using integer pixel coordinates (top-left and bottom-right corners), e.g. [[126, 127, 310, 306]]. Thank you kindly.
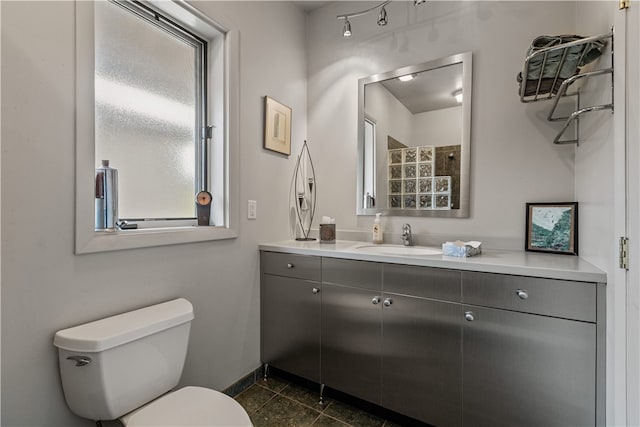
[[259, 240, 607, 283]]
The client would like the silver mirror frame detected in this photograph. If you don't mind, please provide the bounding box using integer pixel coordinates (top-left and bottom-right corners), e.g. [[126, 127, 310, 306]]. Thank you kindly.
[[356, 51, 472, 218]]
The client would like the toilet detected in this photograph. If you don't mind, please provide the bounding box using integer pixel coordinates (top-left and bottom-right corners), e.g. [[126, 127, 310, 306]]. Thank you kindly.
[[53, 298, 253, 426]]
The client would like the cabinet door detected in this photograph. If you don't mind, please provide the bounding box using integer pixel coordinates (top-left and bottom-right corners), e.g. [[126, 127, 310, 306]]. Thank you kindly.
[[322, 283, 382, 404], [463, 305, 596, 427], [382, 294, 462, 427], [261, 274, 321, 382]]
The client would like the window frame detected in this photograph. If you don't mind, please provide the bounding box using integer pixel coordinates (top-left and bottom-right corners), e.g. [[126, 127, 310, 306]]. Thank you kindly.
[[75, 0, 239, 254]]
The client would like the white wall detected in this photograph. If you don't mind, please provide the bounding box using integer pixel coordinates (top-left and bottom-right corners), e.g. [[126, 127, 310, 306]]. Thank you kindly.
[[365, 83, 413, 204], [366, 82, 414, 147], [307, 1, 578, 248], [0, 1, 307, 425], [411, 106, 462, 148]]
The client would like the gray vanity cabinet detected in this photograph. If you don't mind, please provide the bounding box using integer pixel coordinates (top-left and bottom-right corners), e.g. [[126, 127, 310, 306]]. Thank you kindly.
[[260, 250, 603, 427], [381, 264, 463, 427], [382, 295, 462, 427], [461, 272, 598, 427], [260, 252, 322, 383], [322, 282, 383, 403], [321, 258, 384, 404], [322, 260, 464, 427]]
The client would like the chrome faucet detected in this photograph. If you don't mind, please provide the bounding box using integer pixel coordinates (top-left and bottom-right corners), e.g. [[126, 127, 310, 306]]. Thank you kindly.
[[401, 224, 413, 246]]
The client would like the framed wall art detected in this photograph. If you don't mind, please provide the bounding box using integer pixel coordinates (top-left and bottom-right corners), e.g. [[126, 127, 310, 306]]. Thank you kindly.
[[525, 202, 578, 255], [264, 96, 292, 155]]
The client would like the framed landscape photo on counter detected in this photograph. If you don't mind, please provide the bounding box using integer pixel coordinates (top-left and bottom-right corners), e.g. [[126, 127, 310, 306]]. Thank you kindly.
[[525, 202, 578, 255]]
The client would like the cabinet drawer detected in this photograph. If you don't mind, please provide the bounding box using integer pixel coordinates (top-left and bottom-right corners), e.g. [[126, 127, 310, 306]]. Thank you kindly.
[[322, 258, 382, 290], [462, 272, 596, 322], [384, 264, 461, 302], [260, 251, 321, 281]]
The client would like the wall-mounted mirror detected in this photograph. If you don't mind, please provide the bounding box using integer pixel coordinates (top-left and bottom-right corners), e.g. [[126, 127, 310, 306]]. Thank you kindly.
[[357, 52, 472, 218]]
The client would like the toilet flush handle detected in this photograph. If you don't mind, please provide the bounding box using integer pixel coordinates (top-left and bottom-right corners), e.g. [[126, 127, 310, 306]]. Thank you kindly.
[[67, 355, 92, 367]]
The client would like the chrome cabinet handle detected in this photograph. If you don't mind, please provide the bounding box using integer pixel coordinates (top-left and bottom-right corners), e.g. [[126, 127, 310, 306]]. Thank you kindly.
[[372, 296, 381, 305], [516, 289, 529, 300], [312, 287, 320, 294], [383, 298, 393, 307], [287, 263, 294, 269], [464, 311, 475, 322]]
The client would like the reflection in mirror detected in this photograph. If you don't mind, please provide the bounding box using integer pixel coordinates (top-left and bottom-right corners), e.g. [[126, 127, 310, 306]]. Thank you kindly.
[[363, 117, 376, 208], [357, 52, 472, 218]]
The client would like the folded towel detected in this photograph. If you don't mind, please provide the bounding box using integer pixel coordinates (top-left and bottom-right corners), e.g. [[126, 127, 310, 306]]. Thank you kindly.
[[518, 34, 605, 97], [518, 75, 565, 96], [526, 34, 604, 79]]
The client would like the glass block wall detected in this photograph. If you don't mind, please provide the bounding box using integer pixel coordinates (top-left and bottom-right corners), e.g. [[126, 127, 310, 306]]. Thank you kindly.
[[388, 146, 451, 210]]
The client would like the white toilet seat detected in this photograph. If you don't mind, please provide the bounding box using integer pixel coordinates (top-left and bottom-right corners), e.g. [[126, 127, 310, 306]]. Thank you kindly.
[[120, 386, 253, 427]]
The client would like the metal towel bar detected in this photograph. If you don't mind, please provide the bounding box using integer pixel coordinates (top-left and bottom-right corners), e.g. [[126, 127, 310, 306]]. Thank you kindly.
[[519, 30, 614, 145]]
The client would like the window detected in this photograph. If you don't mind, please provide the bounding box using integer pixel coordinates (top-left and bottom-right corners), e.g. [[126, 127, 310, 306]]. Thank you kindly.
[[95, 1, 208, 226], [75, 1, 239, 253]]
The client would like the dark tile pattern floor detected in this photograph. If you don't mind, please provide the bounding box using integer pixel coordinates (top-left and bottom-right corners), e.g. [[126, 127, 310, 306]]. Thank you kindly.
[[232, 373, 422, 427]]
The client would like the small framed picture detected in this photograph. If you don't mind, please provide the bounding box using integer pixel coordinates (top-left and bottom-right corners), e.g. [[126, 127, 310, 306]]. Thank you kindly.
[[525, 202, 578, 255], [264, 96, 292, 155]]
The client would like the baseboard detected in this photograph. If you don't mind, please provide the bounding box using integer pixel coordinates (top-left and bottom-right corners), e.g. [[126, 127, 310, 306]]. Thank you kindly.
[[222, 366, 263, 397]]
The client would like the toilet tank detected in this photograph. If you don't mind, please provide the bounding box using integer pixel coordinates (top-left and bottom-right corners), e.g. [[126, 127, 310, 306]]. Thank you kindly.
[[53, 298, 194, 421]]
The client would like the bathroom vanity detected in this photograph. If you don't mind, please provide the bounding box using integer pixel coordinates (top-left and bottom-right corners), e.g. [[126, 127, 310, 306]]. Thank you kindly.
[[259, 240, 606, 427]]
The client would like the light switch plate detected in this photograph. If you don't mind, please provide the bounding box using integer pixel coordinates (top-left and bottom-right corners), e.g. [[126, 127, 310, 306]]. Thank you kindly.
[[248, 200, 257, 219]]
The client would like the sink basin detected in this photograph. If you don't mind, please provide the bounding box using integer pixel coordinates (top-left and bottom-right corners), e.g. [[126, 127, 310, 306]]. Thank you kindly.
[[354, 244, 442, 256]]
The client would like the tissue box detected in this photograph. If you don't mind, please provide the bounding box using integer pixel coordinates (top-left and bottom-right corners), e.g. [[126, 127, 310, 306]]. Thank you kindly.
[[319, 223, 336, 243], [442, 241, 482, 258]]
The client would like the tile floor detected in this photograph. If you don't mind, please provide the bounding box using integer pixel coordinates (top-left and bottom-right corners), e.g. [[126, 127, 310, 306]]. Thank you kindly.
[[233, 373, 427, 427]]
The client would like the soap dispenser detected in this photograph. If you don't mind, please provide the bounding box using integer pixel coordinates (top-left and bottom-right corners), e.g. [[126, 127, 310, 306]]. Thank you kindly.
[[372, 213, 384, 244]]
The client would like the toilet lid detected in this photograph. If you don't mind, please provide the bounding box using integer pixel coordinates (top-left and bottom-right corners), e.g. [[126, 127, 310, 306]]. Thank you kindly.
[[121, 386, 253, 427]]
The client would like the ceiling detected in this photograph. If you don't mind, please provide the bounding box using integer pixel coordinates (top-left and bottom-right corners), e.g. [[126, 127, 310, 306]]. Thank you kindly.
[[291, 1, 332, 12], [379, 64, 463, 114]]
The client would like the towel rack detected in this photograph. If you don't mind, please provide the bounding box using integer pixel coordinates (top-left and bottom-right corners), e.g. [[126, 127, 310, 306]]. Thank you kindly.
[[519, 30, 613, 145]]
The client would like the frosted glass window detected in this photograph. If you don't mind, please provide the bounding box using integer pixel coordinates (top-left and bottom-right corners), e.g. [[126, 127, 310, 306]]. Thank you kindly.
[[95, 1, 204, 220]]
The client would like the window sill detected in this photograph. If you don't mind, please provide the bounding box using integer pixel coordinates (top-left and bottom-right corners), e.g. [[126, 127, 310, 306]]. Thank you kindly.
[[76, 225, 238, 254]]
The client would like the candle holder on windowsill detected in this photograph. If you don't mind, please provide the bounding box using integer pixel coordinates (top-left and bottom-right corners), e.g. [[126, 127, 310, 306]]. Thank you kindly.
[[292, 141, 316, 241]]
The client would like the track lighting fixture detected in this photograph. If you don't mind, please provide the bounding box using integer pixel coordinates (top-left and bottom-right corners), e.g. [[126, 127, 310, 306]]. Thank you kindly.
[[337, 0, 426, 38], [377, 6, 388, 26], [343, 18, 352, 37]]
